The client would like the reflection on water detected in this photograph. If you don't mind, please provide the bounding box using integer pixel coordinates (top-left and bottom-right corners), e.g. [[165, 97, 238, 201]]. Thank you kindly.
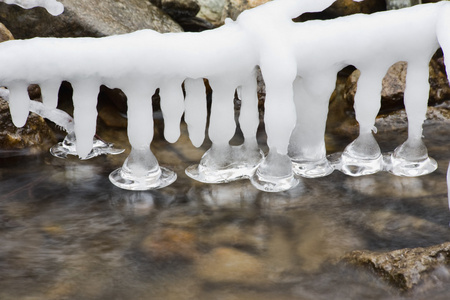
[[0, 121, 449, 300]]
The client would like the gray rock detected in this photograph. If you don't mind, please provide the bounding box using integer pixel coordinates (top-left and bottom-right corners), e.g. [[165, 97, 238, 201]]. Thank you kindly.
[[196, 0, 270, 26], [342, 242, 450, 292], [0, 0, 183, 39]]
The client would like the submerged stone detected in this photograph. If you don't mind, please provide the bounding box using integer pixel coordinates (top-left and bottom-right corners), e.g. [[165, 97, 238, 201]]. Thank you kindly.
[[342, 242, 450, 292]]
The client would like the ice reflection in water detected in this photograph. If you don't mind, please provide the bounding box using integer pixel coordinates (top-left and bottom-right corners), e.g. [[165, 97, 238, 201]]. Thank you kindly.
[[0, 120, 449, 300]]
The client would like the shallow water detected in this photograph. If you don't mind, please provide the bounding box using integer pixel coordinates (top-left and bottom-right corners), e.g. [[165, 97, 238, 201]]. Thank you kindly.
[[0, 117, 449, 300]]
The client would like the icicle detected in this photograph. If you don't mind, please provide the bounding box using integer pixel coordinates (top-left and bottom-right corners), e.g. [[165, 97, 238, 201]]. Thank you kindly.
[[39, 81, 61, 109], [159, 80, 185, 143], [7, 81, 30, 128], [71, 80, 100, 159], [184, 78, 207, 148]]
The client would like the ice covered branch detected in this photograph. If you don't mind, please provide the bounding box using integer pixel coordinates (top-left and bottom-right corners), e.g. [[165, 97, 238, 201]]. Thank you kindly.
[[0, 0, 64, 16], [0, 0, 449, 192]]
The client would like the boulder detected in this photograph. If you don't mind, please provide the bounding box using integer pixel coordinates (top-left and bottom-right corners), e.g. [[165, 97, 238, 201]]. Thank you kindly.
[[342, 242, 450, 292], [0, 0, 183, 39], [0, 24, 56, 154]]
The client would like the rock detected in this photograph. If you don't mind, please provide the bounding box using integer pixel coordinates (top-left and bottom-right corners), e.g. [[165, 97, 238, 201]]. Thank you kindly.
[[296, 0, 386, 21], [151, 0, 214, 31], [295, 214, 365, 272], [375, 104, 450, 131], [140, 227, 198, 261], [196, 0, 270, 26], [428, 54, 450, 105], [344, 56, 450, 115], [198, 222, 268, 252], [342, 242, 450, 292], [0, 0, 183, 39], [195, 246, 267, 284], [0, 22, 13, 42], [0, 98, 57, 153]]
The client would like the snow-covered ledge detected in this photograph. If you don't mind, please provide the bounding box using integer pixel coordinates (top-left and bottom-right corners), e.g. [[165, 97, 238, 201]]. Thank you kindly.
[[0, 0, 449, 192]]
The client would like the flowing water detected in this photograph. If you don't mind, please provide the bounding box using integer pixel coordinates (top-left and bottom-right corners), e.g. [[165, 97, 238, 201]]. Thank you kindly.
[[0, 113, 449, 300]]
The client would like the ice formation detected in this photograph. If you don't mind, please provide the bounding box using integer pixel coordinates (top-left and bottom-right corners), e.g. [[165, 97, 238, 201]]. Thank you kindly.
[[0, 88, 124, 159], [0, 0, 448, 192], [284, 2, 450, 179], [0, 0, 64, 15], [448, 163, 450, 212]]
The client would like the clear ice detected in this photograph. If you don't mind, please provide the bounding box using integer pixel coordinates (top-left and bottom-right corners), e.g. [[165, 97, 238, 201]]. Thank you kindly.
[[0, 0, 449, 192]]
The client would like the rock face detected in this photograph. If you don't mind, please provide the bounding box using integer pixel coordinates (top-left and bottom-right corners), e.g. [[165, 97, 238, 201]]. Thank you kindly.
[[0, 24, 57, 153], [150, 0, 214, 31], [342, 242, 450, 292], [0, 0, 183, 38]]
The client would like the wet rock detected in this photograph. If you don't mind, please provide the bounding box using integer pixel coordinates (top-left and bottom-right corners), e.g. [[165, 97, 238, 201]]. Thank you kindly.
[[195, 246, 267, 284], [345, 56, 450, 115], [0, 0, 183, 39], [140, 227, 198, 261], [295, 214, 365, 272], [342, 242, 450, 292], [0, 98, 57, 153]]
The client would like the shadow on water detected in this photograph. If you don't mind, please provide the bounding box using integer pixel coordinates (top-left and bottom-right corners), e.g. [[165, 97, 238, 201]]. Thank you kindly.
[[0, 119, 449, 299]]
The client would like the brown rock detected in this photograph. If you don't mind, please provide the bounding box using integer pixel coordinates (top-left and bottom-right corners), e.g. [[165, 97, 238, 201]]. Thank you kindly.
[[0, 22, 13, 42], [0, 98, 57, 153], [342, 242, 450, 291], [140, 227, 198, 261], [196, 247, 267, 284]]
